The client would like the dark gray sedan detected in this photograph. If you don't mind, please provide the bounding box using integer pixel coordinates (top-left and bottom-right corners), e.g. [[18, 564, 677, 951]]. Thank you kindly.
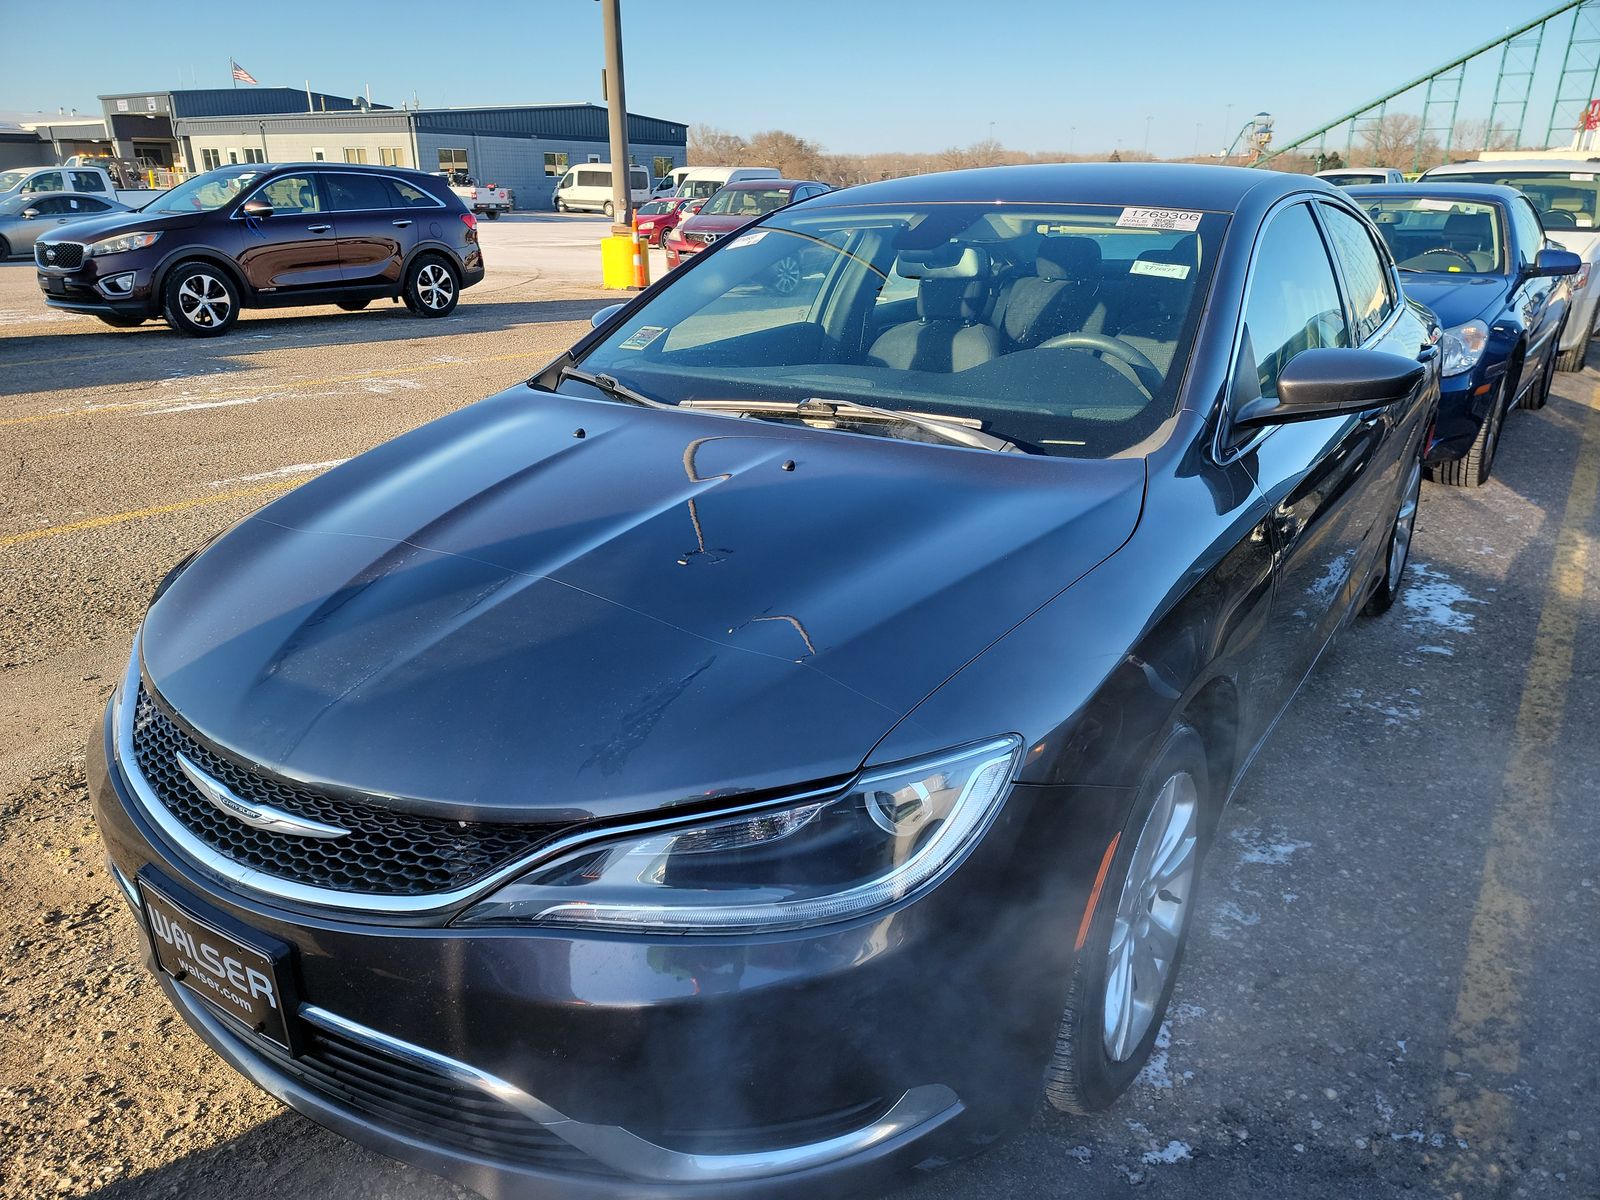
[[0, 191, 130, 259]]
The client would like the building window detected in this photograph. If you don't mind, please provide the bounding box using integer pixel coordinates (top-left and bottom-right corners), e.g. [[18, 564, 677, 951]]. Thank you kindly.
[[343, 147, 369, 164], [311, 147, 326, 161], [544, 151, 568, 177], [587, 153, 601, 163], [227, 149, 240, 164], [243, 148, 266, 164], [652, 156, 674, 179], [201, 148, 222, 171], [378, 147, 405, 167], [438, 147, 469, 175]]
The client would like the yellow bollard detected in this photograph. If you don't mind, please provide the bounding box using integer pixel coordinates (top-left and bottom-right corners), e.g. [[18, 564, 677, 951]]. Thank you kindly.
[[601, 235, 636, 290]]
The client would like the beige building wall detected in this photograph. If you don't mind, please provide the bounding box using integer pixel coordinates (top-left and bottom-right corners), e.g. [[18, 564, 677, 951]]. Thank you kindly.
[[187, 130, 417, 171]]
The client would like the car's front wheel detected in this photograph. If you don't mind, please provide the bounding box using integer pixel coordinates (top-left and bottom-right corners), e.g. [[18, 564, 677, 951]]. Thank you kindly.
[[162, 263, 239, 337], [1556, 335, 1588, 372], [403, 256, 459, 318], [1519, 342, 1558, 410], [1362, 451, 1422, 616], [1043, 724, 1209, 1114], [602, 201, 615, 220]]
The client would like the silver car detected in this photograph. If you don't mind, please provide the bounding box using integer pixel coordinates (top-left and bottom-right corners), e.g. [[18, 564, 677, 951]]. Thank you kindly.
[[0, 191, 131, 259]]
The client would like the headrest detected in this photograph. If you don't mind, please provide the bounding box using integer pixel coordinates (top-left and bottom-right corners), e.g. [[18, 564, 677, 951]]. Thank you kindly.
[[897, 244, 988, 279], [1442, 212, 1490, 235], [1135, 234, 1198, 267], [919, 275, 986, 323], [1036, 235, 1101, 281], [1553, 196, 1586, 211]]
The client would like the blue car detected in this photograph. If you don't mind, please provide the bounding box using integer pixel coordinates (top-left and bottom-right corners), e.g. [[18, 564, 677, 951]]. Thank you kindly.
[[1348, 183, 1579, 486]]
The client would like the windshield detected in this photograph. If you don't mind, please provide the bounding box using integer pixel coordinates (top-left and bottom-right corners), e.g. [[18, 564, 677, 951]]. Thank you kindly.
[[1322, 172, 1386, 187], [1427, 169, 1600, 230], [638, 200, 671, 216], [0, 194, 31, 215], [148, 167, 265, 214], [703, 187, 794, 217], [1358, 196, 1504, 273], [0, 170, 29, 192], [572, 201, 1226, 458], [679, 179, 725, 199]]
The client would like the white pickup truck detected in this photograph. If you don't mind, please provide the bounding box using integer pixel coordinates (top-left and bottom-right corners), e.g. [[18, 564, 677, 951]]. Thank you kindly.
[[434, 171, 512, 219], [0, 163, 161, 210]]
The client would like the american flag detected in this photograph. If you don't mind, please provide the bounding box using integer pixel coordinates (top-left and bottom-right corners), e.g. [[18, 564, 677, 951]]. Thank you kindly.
[[231, 60, 259, 85]]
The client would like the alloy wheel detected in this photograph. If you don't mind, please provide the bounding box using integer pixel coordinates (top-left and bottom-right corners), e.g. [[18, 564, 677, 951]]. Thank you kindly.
[[176, 273, 231, 328], [1388, 456, 1422, 589], [1103, 771, 1199, 1062], [416, 264, 454, 311]]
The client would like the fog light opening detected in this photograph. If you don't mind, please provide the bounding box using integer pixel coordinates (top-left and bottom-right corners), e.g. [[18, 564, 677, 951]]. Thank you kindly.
[[98, 272, 136, 298]]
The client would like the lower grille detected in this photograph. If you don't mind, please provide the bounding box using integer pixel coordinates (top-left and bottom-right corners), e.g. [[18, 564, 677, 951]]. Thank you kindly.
[[228, 1013, 617, 1176], [36, 241, 84, 269], [129, 685, 565, 897]]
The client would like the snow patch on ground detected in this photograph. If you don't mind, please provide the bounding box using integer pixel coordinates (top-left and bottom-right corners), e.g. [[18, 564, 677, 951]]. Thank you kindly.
[[1229, 827, 1314, 866], [1401, 561, 1482, 634], [1136, 1022, 1175, 1089], [1140, 1140, 1194, 1165], [1210, 900, 1261, 939]]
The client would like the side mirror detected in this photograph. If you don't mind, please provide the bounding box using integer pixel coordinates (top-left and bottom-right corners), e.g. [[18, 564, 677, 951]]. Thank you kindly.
[[590, 302, 627, 330], [1234, 348, 1424, 428], [21, 208, 38, 220], [240, 198, 274, 219], [1532, 246, 1582, 277]]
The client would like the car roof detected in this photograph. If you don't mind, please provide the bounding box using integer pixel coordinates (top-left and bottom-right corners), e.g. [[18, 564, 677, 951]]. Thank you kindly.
[[2, 189, 126, 204], [802, 162, 1334, 212], [720, 178, 827, 191], [1343, 182, 1526, 205], [1423, 158, 1600, 174]]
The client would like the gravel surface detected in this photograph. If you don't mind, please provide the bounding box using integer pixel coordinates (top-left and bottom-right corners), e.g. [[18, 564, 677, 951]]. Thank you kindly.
[[2, 247, 1597, 1200]]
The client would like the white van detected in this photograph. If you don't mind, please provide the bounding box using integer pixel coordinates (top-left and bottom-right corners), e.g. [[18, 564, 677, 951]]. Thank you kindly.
[[673, 166, 781, 200], [651, 167, 695, 197], [553, 164, 652, 216]]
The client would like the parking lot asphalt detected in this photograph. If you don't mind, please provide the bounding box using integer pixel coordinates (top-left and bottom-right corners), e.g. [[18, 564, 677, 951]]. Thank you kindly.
[[2, 241, 1597, 1200]]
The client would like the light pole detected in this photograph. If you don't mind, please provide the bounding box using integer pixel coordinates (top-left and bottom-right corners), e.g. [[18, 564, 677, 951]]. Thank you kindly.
[[1223, 103, 1233, 156], [600, 0, 632, 233], [1143, 114, 1153, 156]]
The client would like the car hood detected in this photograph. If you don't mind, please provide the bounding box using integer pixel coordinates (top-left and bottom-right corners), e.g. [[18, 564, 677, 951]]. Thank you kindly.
[[40, 208, 203, 245], [680, 212, 764, 235], [1398, 273, 1509, 328], [140, 390, 1145, 822], [1544, 227, 1600, 256]]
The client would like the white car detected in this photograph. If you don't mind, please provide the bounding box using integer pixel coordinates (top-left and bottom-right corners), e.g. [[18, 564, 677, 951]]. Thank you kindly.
[[1316, 167, 1407, 187], [1421, 157, 1600, 370]]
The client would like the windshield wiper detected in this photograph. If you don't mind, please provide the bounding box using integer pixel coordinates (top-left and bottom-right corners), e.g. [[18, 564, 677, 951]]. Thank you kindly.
[[679, 397, 1024, 453], [556, 365, 671, 409]]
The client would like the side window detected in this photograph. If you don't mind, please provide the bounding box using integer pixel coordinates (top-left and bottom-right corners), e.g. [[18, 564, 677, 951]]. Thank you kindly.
[[77, 197, 111, 212], [1239, 204, 1350, 403], [1319, 203, 1394, 343], [325, 172, 392, 211], [69, 171, 107, 193], [257, 175, 322, 214], [23, 171, 63, 193], [30, 197, 73, 215], [387, 180, 436, 208], [1510, 199, 1546, 266], [558, 171, 575, 189]]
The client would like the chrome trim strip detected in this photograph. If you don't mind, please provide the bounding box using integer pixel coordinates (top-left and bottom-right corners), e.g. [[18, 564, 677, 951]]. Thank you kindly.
[[290, 1002, 960, 1183], [175, 750, 350, 839], [109, 859, 140, 910], [112, 638, 843, 916]]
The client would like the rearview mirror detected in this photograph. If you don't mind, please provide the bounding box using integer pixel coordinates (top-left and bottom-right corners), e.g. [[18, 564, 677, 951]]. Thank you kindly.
[[240, 198, 274, 220], [1234, 348, 1424, 428], [590, 302, 627, 330], [1532, 247, 1582, 277]]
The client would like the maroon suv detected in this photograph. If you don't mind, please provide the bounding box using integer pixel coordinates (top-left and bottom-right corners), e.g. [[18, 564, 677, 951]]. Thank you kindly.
[[35, 162, 484, 336], [664, 178, 831, 290]]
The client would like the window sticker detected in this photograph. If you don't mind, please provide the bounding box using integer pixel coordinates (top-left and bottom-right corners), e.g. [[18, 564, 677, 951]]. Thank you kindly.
[[1129, 259, 1191, 280], [618, 326, 667, 351], [1571, 172, 1595, 181], [1415, 197, 1455, 211], [1115, 207, 1203, 232], [728, 230, 769, 249]]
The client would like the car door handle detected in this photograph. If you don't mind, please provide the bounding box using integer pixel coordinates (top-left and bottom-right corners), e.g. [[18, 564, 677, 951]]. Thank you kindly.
[[392, 219, 413, 228], [306, 223, 332, 233]]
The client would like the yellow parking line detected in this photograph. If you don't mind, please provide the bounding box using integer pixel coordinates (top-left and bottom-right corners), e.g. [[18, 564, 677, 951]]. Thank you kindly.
[[0, 477, 313, 550], [0, 349, 555, 428], [1436, 388, 1600, 1194]]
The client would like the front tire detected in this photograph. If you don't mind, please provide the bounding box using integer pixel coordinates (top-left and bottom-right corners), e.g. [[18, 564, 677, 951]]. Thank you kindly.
[[161, 262, 239, 337], [602, 200, 615, 219], [1433, 372, 1511, 488], [1556, 337, 1588, 372], [1519, 343, 1557, 410], [0, 236, 11, 260], [1362, 452, 1422, 616], [403, 256, 459, 318], [1043, 725, 1210, 1114]]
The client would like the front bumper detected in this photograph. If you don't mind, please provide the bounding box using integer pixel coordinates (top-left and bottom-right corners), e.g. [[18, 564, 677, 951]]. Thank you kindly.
[[1426, 360, 1509, 464], [37, 248, 158, 316], [89, 678, 1125, 1196]]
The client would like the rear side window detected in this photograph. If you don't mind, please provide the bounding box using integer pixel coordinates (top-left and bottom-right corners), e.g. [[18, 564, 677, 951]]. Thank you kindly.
[[1319, 203, 1395, 343], [1239, 203, 1350, 402], [30, 196, 75, 215], [324, 172, 392, 211], [387, 180, 436, 208], [69, 171, 107, 193]]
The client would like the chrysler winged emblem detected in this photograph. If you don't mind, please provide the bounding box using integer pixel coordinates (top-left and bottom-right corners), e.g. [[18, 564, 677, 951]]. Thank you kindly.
[[175, 751, 349, 839]]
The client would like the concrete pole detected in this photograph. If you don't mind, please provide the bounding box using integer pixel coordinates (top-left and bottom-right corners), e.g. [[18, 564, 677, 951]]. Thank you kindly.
[[601, 0, 633, 234]]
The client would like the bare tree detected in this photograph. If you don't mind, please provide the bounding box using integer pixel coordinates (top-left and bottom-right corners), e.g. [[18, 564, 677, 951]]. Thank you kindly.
[[1356, 113, 1428, 168], [687, 124, 748, 165]]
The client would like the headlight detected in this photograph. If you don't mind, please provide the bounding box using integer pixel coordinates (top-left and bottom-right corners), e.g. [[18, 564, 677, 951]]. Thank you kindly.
[[88, 231, 161, 257], [1440, 319, 1489, 377], [458, 736, 1022, 933], [1575, 262, 1591, 294]]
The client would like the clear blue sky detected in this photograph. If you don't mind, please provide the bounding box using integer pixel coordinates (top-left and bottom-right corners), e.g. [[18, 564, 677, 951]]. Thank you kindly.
[[2, 0, 1571, 158]]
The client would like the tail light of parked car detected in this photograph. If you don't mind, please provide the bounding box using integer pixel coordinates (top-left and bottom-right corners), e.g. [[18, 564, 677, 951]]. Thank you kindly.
[[460, 212, 478, 241]]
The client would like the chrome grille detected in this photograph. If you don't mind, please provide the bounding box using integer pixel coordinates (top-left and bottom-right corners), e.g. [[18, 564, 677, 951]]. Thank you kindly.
[[36, 241, 84, 269], [130, 685, 564, 896]]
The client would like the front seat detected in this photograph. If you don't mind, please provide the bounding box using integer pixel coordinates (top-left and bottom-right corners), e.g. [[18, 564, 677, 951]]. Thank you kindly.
[[1440, 212, 1494, 269], [995, 235, 1103, 349], [1116, 235, 1199, 376], [867, 246, 1001, 373]]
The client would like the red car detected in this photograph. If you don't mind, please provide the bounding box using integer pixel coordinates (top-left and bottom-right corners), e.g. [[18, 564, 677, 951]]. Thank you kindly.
[[632, 197, 692, 247], [663, 179, 832, 289]]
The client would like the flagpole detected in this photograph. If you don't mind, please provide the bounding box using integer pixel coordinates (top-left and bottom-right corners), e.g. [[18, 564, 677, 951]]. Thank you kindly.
[[231, 59, 236, 89]]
